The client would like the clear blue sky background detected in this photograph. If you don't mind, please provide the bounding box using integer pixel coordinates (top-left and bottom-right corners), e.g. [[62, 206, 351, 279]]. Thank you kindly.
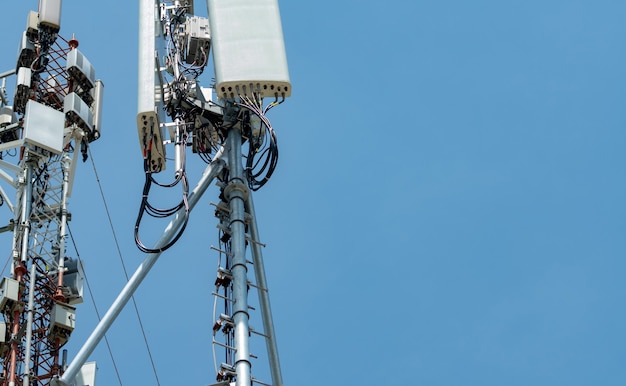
[[0, 1, 625, 385]]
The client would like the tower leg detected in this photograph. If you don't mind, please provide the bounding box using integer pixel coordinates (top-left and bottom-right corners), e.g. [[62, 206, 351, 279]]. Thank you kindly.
[[224, 127, 252, 386], [245, 193, 284, 386]]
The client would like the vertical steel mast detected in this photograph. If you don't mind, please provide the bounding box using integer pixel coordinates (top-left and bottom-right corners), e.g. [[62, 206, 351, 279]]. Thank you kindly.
[[135, 1, 290, 385], [224, 126, 254, 386], [0, 1, 103, 385], [207, 1, 289, 383]]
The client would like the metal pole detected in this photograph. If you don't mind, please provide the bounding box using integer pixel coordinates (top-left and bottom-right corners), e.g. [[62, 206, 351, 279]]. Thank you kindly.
[[0, 69, 16, 79], [8, 161, 33, 386], [53, 153, 226, 386], [55, 155, 71, 299], [245, 194, 284, 386], [171, 31, 185, 180], [21, 261, 37, 386], [224, 127, 252, 386], [19, 162, 33, 265]]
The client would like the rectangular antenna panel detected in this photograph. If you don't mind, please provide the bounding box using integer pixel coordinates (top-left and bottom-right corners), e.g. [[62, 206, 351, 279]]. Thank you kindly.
[[24, 100, 64, 154], [26, 11, 38, 37], [74, 362, 97, 386], [16, 32, 36, 71], [137, 0, 167, 172], [14, 67, 32, 114], [64, 92, 94, 133], [208, 0, 291, 99], [90, 80, 104, 140], [39, 0, 62, 32], [66, 49, 95, 90], [16, 67, 31, 88]]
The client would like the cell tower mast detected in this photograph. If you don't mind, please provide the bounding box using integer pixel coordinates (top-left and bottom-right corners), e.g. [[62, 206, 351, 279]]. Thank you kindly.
[[53, 0, 292, 385], [0, 1, 103, 385]]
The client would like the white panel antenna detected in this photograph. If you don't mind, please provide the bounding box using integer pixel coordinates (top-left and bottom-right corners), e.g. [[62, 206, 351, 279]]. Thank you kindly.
[[26, 11, 39, 39], [137, 0, 166, 173], [73, 362, 97, 386], [16, 32, 36, 71], [23, 100, 65, 154], [90, 80, 104, 141], [208, 0, 291, 99], [64, 92, 94, 134], [14, 67, 32, 114], [66, 49, 95, 91], [39, 0, 62, 33]]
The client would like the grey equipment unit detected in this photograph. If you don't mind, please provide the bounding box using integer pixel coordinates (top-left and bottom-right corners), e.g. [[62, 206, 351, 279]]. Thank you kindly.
[[185, 16, 211, 65], [0, 277, 22, 312], [208, 0, 291, 99], [62, 258, 85, 305], [49, 302, 76, 346], [48, 258, 86, 306]]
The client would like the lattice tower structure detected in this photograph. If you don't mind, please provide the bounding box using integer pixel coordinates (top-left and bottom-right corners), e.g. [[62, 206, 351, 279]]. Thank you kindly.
[[0, 35, 83, 386]]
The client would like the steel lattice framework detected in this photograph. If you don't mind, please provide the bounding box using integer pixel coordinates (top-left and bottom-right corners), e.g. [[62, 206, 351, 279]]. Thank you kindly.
[[0, 24, 98, 384]]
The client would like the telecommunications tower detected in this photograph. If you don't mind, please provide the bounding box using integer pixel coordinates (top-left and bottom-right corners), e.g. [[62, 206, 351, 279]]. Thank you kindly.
[[46, 0, 291, 386], [0, 0, 103, 385]]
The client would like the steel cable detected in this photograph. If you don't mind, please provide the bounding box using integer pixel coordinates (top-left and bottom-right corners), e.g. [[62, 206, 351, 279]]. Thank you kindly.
[[87, 147, 162, 386]]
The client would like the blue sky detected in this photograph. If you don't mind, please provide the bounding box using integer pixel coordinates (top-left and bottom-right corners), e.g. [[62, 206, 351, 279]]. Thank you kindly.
[[1, 1, 625, 385]]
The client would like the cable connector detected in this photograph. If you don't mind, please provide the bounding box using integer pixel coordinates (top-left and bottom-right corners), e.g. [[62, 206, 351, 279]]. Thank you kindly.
[[215, 267, 232, 288], [212, 313, 234, 333]]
